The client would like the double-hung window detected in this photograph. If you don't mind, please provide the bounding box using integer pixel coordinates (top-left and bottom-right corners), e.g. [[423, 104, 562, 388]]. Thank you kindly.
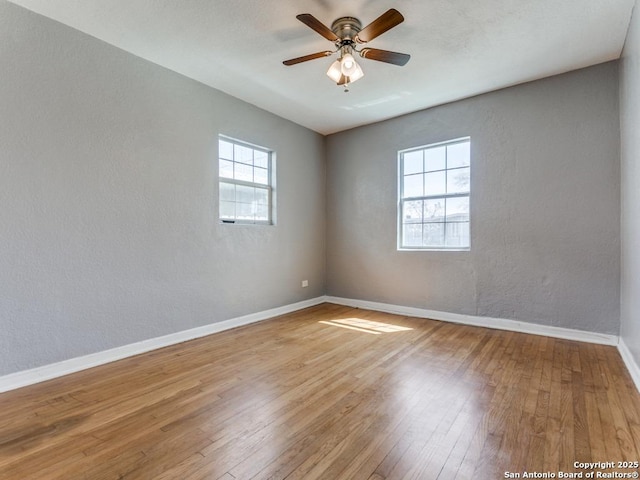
[[218, 136, 273, 225], [398, 137, 470, 250]]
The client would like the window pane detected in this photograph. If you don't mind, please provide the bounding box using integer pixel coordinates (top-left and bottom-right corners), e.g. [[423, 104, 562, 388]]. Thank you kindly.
[[424, 146, 446, 172], [254, 150, 269, 168], [402, 200, 423, 223], [424, 198, 445, 222], [447, 141, 470, 168], [235, 144, 253, 164], [220, 201, 235, 219], [236, 184, 255, 204], [235, 162, 253, 182], [423, 223, 445, 246], [446, 196, 469, 222], [403, 151, 423, 175], [236, 201, 254, 220], [445, 222, 469, 247], [403, 224, 423, 247], [447, 167, 470, 194], [255, 187, 269, 206], [219, 182, 235, 202], [219, 159, 234, 179], [254, 167, 269, 186], [424, 171, 446, 196], [255, 204, 269, 221], [219, 140, 234, 160], [403, 173, 423, 198]]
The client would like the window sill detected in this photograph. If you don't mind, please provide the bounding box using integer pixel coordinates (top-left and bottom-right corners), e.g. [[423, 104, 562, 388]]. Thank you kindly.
[[397, 247, 470, 252], [220, 220, 273, 226]]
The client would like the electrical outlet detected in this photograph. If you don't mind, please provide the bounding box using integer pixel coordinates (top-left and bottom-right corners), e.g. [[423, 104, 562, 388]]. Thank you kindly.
[[301, 280, 309, 288]]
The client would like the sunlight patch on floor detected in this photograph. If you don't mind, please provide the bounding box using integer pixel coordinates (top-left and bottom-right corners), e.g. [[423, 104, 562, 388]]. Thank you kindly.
[[319, 317, 413, 335]]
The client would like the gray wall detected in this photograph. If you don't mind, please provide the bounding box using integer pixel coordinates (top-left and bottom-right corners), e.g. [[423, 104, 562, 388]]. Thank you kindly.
[[0, 0, 626, 378], [0, 2, 326, 376], [620, 1, 640, 364], [326, 63, 621, 334]]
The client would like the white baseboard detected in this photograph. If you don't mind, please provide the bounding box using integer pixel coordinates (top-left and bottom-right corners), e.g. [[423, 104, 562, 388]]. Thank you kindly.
[[328, 296, 638, 394], [325, 296, 619, 346], [0, 296, 326, 393], [3, 295, 634, 395], [618, 338, 640, 393]]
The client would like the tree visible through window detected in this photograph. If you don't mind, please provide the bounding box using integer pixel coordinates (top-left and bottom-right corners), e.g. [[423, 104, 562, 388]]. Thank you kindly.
[[219, 136, 273, 225], [398, 138, 470, 250]]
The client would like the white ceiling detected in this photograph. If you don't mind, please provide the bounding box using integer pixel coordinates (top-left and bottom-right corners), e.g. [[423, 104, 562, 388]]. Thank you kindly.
[[7, 0, 636, 135]]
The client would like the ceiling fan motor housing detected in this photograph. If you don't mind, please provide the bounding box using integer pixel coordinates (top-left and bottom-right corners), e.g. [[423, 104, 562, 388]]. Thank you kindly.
[[331, 17, 362, 46]]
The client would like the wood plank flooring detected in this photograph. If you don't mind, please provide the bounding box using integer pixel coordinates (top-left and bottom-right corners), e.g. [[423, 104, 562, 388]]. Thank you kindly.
[[1, 303, 639, 479]]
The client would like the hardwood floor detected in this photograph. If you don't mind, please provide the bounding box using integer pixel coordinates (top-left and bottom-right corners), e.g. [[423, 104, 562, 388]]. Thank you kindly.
[[1, 303, 639, 479]]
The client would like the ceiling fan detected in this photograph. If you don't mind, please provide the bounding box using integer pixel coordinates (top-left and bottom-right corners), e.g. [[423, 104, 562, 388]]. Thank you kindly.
[[283, 9, 410, 90]]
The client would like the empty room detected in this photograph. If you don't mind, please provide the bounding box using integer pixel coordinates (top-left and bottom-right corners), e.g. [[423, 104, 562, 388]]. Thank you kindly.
[[1, 0, 640, 479]]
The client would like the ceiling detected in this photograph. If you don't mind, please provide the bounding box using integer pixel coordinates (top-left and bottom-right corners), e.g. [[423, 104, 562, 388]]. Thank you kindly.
[[7, 0, 636, 135]]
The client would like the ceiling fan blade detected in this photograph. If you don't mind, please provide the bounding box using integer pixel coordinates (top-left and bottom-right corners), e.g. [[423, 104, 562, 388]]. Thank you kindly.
[[296, 14, 339, 42], [355, 9, 404, 43], [360, 48, 410, 66], [283, 51, 333, 66]]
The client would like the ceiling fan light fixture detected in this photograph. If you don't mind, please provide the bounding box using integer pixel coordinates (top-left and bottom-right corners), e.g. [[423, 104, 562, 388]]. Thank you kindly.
[[326, 59, 343, 83], [348, 62, 364, 83], [327, 57, 364, 86], [340, 53, 358, 76]]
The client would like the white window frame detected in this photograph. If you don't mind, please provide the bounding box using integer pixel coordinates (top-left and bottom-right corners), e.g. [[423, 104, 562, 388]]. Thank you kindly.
[[218, 135, 274, 225], [398, 137, 471, 251]]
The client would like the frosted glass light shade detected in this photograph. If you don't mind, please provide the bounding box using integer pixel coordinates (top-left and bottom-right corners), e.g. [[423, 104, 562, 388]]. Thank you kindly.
[[348, 62, 364, 83], [340, 53, 357, 76], [326, 60, 342, 83]]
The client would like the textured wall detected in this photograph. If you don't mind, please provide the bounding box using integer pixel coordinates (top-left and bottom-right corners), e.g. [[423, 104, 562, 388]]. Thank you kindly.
[[0, 2, 325, 376], [326, 63, 620, 334], [620, 1, 640, 364], [0, 0, 626, 378]]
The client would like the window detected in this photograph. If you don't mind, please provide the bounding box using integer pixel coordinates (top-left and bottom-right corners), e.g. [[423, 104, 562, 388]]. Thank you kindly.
[[398, 137, 470, 250], [218, 136, 273, 224]]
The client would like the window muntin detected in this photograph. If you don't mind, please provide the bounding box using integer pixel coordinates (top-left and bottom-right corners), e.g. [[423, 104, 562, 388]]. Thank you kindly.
[[398, 138, 470, 250], [219, 136, 273, 224]]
